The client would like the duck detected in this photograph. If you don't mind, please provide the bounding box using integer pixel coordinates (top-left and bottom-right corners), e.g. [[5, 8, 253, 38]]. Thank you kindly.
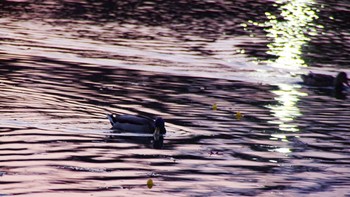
[[107, 114, 166, 135], [301, 72, 350, 91]]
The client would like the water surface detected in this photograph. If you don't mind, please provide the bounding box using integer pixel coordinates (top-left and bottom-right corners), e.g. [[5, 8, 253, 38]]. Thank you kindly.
[[0, 0, 350, 196]]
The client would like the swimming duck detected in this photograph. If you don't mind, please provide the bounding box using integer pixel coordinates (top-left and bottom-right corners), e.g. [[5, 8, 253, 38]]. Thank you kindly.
[[301, 72, 350, 90], [107, 114, 166, 135]]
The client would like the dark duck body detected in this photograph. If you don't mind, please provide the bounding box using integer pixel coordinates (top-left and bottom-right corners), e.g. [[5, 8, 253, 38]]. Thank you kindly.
[[301, 72, 350, 91], [107, 114, 166, 135]]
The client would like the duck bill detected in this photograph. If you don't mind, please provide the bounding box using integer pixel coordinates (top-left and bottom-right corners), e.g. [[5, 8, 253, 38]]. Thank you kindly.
[[153, 127, 160, 136], [346, 80, 350, 87]]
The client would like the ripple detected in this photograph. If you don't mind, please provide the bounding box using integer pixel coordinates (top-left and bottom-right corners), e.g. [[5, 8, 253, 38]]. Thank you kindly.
[[1, 1, 350, 196]]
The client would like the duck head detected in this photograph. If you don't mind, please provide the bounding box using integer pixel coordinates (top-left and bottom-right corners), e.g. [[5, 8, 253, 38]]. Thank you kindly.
[[334, 72, 350, 90], [154, 117, 166, 135]]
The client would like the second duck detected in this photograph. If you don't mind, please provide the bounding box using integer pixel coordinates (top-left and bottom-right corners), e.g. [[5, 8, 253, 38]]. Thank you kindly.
[[107, 114, 166, 135]]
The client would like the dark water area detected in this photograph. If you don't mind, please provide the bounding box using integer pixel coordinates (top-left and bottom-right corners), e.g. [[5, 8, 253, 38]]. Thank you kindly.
[[1, 0, 350, 196]]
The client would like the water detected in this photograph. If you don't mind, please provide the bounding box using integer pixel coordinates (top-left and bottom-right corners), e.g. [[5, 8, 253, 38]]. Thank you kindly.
[[1, 0, 350, 196]]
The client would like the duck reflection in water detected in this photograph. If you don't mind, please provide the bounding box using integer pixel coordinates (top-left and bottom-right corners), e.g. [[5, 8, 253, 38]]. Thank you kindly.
[[107, 114, 166, 149], [301, 72, 350, 99]]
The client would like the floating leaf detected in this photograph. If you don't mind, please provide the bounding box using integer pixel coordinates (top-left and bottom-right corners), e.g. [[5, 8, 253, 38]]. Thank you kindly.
[[147, 178, 154, 189], [212, 103, 217, 111], [235, 112, 243, 120]]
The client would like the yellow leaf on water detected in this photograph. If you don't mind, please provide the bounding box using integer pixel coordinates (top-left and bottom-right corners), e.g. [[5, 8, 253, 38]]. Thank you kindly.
[[147, 178, 154, 189], [212, 103, 217, 111], [235, 112, 243, 120]]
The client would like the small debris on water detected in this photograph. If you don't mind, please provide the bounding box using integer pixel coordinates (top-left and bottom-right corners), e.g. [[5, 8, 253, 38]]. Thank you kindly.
[[147, 178, 154, 189], [212, 103, 217, 110]]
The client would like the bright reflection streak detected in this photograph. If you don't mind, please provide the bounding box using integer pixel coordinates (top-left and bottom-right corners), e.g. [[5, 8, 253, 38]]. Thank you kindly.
[[250, 0, 320, 153], [263, 0, 320, 69], [273, 148, 291, 154], [270, 134, 287, 141], [259, 0, 318, 134], [267, 84, 307, 132]]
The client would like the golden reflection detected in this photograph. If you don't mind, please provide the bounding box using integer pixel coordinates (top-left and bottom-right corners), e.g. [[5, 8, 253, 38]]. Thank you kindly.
[[267, 84, 307, 132], [262, 0, 320, 69], [260, 0, 319, 129], [270, 134, 288, 142], [274, 147, 291, 154], [248, 1, 320, 152]]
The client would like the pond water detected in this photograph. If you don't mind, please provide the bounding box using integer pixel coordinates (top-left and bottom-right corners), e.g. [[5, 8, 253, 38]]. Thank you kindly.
[[0, 0, 350, 196]]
